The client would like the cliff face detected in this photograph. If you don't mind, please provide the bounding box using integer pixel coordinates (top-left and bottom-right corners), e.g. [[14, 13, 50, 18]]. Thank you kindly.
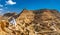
[[0, 9, 60, 35]]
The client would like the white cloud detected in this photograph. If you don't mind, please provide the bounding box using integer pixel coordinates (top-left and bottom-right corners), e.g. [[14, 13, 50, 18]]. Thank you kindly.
[[0, 4, 3, 7], [0, 9, 3, 11], [6, 0, 16, 5], [7, 11, 10, 12], [0, 8, 3, 15], [0, 11, 2, 13]]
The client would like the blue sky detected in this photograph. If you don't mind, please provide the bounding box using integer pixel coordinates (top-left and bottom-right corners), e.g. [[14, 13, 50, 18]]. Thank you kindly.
[[0, 0, 60, 15]]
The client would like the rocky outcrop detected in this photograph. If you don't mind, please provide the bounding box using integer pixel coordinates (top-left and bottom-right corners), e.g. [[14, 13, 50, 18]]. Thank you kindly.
[[0, 9, 60, 35]]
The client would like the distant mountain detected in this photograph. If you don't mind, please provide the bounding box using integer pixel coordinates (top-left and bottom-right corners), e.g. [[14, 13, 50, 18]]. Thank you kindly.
[[0, 9, 60, 35]]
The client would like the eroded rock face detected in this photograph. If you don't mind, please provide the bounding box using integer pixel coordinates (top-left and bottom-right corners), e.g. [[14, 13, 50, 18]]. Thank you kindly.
[[0, 9, 60, 35]]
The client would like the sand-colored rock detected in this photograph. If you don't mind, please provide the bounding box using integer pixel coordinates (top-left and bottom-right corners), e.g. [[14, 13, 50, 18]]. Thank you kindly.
[[0, 9, 60, 35]]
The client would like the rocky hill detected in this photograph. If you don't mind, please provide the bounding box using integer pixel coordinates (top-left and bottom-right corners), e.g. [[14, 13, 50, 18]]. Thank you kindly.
[[0, 9, 60, 35]]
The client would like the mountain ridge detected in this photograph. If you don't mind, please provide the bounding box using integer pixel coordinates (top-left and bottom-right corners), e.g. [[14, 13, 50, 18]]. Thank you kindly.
[[0, 9, 60, 35]]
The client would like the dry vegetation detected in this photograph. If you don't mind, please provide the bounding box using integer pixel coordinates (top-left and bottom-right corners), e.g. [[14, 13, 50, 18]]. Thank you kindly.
[[0, 9, 60, 35]]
